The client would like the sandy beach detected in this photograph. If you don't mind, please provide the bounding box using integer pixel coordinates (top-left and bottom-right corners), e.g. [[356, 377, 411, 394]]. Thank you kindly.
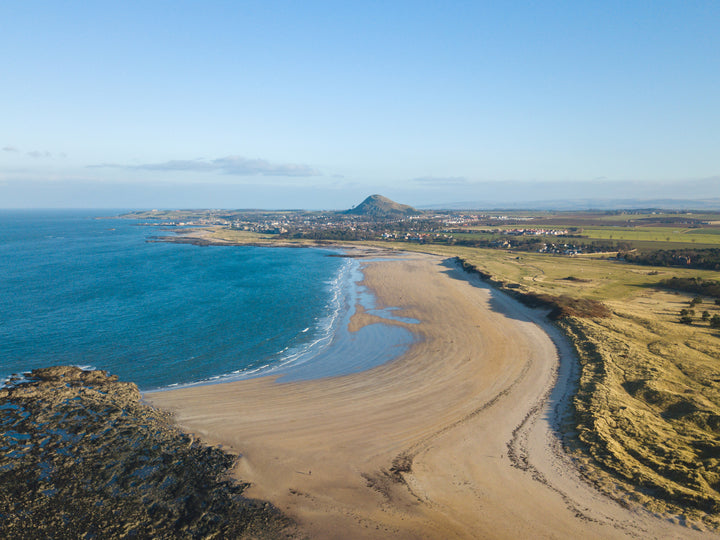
[[146, 252, 716, 539]]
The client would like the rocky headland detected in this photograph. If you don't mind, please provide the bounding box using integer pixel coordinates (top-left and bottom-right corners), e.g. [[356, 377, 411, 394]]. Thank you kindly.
[[0, 366, 296, 539]]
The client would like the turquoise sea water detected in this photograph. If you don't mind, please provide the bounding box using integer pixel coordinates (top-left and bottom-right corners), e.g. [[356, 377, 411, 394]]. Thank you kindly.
[[0, 210, 414, 390]]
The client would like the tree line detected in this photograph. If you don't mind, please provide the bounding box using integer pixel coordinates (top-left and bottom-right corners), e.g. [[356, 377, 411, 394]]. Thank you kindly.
[[658, 276, 720, 298], [621, 248, 720, 270]]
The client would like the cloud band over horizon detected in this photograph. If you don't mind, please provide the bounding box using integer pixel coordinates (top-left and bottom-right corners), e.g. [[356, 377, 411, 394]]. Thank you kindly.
[[91, 155, 321, 177]]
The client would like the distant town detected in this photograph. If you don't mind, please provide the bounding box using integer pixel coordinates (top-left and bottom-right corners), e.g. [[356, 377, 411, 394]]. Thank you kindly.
[[122, 194, 720, 267]]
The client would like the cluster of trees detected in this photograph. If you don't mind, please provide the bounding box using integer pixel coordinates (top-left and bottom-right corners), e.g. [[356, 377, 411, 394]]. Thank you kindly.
[[659, 276, 720, 298], [442, 235, 626, 254], [621, 248, 720, 270], [677, 296, 720, 328], [290, 229, 376, 241], [288, 227, 622, 254]]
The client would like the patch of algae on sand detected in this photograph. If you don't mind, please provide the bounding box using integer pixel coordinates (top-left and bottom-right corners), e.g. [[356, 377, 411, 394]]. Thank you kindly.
[[0, 366, 296, 539], [560, 303, 720, 529]]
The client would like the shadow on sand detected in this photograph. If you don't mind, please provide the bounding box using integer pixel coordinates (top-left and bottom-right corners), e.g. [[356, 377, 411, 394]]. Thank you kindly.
[[438, 257, 580, 466]]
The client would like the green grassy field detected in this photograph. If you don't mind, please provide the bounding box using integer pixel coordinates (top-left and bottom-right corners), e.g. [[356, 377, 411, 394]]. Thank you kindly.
[[579, 227, 720, 246], [412, 210, 720, 254], [364, 241, 718, 299], [439, 222, 720, 250], [499, 210, 720, 224]]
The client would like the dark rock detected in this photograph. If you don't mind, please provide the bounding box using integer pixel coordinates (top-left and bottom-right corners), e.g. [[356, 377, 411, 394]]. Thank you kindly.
[[0, 366, 297, 539]]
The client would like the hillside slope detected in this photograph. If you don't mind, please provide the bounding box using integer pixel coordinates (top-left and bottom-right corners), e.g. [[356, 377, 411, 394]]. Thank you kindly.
[[343, 194, 419, 217]]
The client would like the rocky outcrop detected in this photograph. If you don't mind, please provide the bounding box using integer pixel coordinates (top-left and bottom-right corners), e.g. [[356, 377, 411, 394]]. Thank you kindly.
[[0, 366, 295, 539]]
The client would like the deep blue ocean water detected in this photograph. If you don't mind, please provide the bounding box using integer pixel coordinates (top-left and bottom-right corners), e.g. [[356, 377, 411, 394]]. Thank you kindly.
[[0, 210, 414, 390]]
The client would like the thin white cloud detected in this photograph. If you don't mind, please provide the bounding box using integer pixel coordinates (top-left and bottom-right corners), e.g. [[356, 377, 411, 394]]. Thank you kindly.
[[26, 150, 52, 158], [2, 146, 66, 158], [136, 160, 215, 172], [412, 176, 467, 185], [212, 156, 319, 176], [92, 155, 321, 177]]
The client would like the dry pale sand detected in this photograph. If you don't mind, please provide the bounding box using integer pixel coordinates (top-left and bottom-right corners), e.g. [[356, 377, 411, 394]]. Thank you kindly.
[[146, 252, 717, 539]]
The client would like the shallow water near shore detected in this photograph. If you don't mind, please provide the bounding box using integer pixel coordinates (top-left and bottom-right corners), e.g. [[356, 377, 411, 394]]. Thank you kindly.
[[0, 210, 414, 390]]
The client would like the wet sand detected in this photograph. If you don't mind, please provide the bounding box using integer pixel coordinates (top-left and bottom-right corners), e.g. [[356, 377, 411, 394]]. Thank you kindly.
[[146, 252, 716, 539]]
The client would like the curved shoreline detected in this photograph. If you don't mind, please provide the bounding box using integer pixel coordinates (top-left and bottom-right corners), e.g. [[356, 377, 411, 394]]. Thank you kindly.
[[146, 252, 416, 390], [146, 252, 718, 539]]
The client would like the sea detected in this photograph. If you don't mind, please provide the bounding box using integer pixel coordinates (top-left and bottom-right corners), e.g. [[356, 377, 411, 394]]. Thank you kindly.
[[0, 210, 415, 391]]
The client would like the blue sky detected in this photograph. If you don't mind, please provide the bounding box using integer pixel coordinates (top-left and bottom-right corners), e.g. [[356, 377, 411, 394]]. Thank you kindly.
[[1, 1, 718, 209]]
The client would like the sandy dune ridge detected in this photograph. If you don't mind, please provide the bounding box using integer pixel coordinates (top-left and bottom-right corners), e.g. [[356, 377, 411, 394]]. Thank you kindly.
[[147, 251, 717, 539]]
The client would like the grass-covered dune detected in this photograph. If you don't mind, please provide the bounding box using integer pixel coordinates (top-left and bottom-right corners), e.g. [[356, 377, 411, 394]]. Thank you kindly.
[[562, 310, 720, 521]]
